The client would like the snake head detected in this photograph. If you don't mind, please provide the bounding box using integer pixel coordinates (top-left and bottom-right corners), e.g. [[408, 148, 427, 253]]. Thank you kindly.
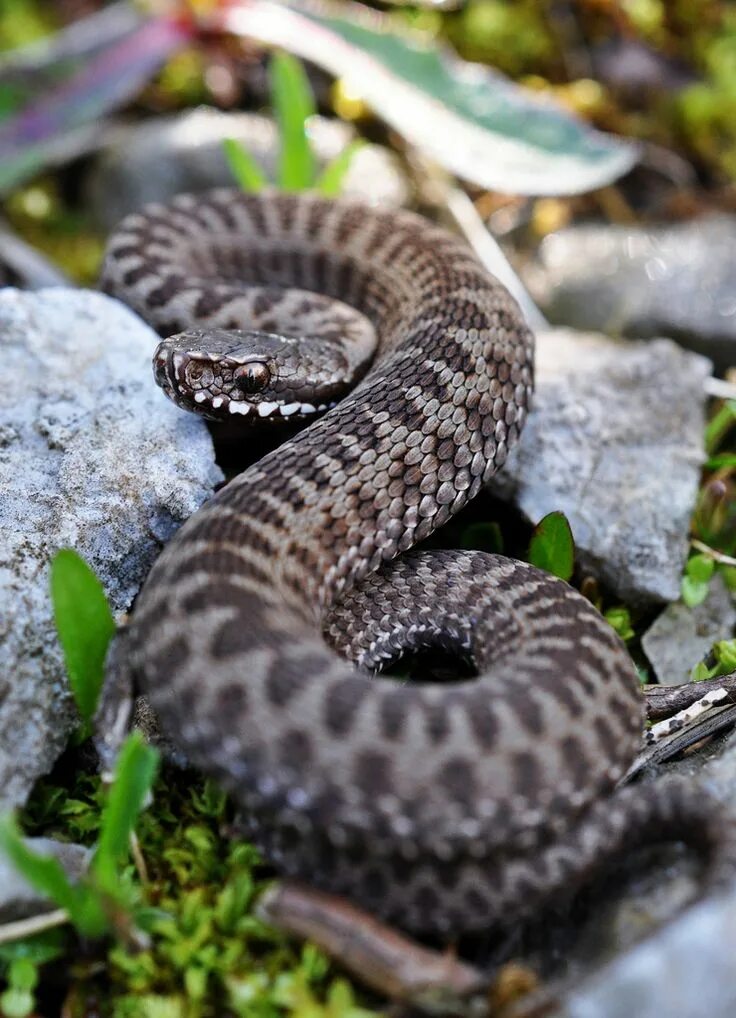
[[153, 328, 350, 423]]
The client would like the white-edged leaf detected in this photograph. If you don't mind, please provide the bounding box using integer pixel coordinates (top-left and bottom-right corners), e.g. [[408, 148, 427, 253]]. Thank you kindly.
[[221, 0, 638, 196]]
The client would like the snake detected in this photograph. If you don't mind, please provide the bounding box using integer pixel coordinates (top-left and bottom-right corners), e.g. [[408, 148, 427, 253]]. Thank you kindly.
[[100, 188, 736, 935]]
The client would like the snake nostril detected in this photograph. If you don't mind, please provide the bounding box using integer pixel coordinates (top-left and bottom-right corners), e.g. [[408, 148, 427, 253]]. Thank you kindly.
[[185, 360, 214, 388], [234, 361, 271, 395]]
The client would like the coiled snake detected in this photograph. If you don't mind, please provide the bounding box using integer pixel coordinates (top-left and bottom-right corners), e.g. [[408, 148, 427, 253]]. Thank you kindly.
[[101, 189, 735, 934]]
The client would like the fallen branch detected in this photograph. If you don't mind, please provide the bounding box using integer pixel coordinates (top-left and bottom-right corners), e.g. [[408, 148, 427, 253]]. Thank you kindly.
[[257, 880, 488, 1014]]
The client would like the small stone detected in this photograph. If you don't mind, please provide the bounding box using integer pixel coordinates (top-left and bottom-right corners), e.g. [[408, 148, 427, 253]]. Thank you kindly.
[[556, 886, 736, 1018], [0, 838, 91, 921], [0, 288, 222, 810], [86, 108, 410, 230], [488, 328, 711, 606], [524, 217, 736, 371], [642, 575, 736, 685]]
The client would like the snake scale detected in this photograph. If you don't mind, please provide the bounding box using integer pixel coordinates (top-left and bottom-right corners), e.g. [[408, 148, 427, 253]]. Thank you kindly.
[[101, 188, 736, 934]]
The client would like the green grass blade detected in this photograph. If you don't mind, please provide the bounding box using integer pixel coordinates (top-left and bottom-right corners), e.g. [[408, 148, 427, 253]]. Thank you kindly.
[[50, 549, 116, 728], [528, 511, 575, 581], [705, 453, 736, 470], [0, 817, 109, 938], [315, 140, 365, 197], [0, 815, 77, 915], [705, 400, 736, 455], [93, 733, 159, 893], [222, 137, 267, 192], [269, 51, 316, 191]]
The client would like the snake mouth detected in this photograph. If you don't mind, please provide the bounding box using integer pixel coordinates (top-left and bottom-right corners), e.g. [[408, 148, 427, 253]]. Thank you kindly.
[[223, 398, 337, 420], [153, 339, 337, 422]]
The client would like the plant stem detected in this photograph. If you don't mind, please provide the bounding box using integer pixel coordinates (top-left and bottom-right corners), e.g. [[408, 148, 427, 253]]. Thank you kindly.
[[0, 909, 68, 945]]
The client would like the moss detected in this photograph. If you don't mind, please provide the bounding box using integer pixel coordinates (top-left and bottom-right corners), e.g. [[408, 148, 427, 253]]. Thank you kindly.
[[12, 767, 383, 1017]]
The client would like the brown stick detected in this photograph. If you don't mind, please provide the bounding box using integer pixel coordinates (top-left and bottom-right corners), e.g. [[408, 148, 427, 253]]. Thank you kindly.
[[643, 672, 736, 721], [257, 881, 487, 1013]]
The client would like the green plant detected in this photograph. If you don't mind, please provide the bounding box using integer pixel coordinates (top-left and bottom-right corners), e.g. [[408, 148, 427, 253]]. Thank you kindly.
[[1, 548, 158, 943], [604, 606, 635, 643], [692, 638, 736, 682], [0, 732, 159, 942], [681, 552, 715, 607], [705, 400, 736, 459], [50, 548, 116, 739], [527, 510, 574, 581], [223, 51, 364, 195]]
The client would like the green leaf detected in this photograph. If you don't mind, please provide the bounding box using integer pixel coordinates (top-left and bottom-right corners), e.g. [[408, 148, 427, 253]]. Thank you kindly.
[[681, 552, 714, 608], [315, 140, 365, 196], [682, 576, 711, 608], [604, 606, 635, 642], [691, 638, 736, 682], [0, 818, 110, 939], [93, 733, 158, 893], [0, 816, 77, 914], [229, 1, 638, 195], [684, 553, 715, 586], [222, 138, 267, 193], [0, 987, 34, 1018], [704, 452, 736, 471], [714, 638, 736, 672], [528, 511, 574, 580], [6, 959, 37, 993], [692, 659, 716, 682], [50, 549, 115, 728], [681, 552, 714, 607], [269, 51, 316, 191], [0, 930, 65, 966]]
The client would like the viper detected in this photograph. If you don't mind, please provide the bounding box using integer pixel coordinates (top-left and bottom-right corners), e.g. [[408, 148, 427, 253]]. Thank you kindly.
[[101, 188, 735, 933]]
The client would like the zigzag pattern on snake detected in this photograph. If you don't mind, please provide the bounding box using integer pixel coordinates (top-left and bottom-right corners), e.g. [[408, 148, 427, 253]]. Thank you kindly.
[[101, 188, 736, 934]]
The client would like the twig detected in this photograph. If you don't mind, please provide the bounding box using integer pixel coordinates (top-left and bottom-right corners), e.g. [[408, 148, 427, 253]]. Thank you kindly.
[[0, 221, 71, 288], [643, 672, 736, 720], [405, 149, 547, 331], [0, 908, 69, 944], [625, 705, 736, 780], [439, 186, 548, 332], [704, 377, 736, 402], [645, 687, 732, 744], [690, 539, 736, 568], [257, 881, 487, 1014]]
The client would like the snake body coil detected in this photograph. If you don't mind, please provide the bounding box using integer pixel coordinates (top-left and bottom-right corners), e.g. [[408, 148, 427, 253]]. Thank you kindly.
[[101, 189, 734, 934]]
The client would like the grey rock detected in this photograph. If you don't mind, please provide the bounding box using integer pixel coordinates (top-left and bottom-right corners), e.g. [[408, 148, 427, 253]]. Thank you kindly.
[[0, 838, 91, 921], [557, 887, 736, 1018], [552, 735, 736, 1018], [524, 216, 736, 371], [0, 288, 222, 810], [489, 328, 710, 606], [87, 108, 410, 229], [642, 575, 736, 685]]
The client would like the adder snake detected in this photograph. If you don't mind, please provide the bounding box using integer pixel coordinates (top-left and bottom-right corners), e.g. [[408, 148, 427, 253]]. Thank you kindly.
[[101, 189, 735, 933]]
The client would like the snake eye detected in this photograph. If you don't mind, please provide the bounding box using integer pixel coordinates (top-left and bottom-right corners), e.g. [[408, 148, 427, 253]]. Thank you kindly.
[[234, 361, 271, 395]]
